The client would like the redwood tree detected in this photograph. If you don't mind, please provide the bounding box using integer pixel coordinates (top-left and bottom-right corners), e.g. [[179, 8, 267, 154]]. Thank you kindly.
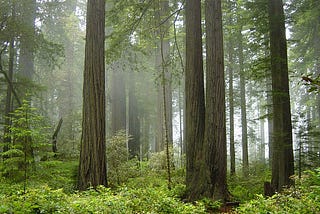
[[205, 0, 228, 201], [78, 0, 107, 190], [185, 0, 207, 201], [268, 0, 294, 192]]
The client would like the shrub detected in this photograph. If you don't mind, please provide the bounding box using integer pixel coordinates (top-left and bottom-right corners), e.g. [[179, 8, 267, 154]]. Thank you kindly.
[[0, 184, 207, 213], [149, 147, 174, 172], [0, 99, 51, 182], [236, 168, 320, 213], [106, 131, 141, 187]]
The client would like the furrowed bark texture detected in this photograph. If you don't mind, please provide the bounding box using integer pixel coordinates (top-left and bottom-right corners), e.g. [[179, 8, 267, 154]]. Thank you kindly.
[[268, 0, 294, 192], [205, 0, 228, 201], [185, 0, 207, 201], [78, 0, 107, 190]]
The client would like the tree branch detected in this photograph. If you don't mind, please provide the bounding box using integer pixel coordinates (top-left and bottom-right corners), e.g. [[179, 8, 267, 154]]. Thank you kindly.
[[156, 2, 185, 30]]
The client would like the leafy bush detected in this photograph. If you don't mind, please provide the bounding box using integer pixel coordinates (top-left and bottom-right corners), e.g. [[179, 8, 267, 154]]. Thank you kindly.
[[0, 186, 69, 213], [236, 168, 320, 213], [0, 184, 207, 213], [29, 160, 78, 192], [106, 131, 141, 187], [228, 166, 270, 202], [149, 147, 175, 172]]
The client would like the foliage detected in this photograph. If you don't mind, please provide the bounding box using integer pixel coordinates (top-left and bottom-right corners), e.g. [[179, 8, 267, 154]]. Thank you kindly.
[[106, 130, 141, 187], [0, 99, 51, 180], [0, 184, 207, 214], [0, 160, 207, 214], [302, 76, 320, 93], [1, 158, 320, 213], [29, 160, 78, 193], [236, 168, 320, 213], [228, 164, 270, 202], [149, 147, 175, 172]]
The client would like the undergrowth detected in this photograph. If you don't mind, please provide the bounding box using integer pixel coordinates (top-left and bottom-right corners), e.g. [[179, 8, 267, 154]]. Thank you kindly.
[[0, 159, 320, 213], [0, 159, 207, 213], [236, 168, 320, 213]]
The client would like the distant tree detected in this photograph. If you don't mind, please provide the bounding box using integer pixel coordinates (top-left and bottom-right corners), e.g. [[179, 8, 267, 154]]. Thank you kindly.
[[238, 24, 249, 177], [111, 67, 126, 134], [37, 0, 84, 154], [13, 0, 37, 162], [289, 0, 320, 160], [156, 0, 173, 189], [268, 0, 294, 192], [155, 0, 173, 153], [3, 39, 15, 152], [225, 0, 236, 176], [128, 72, 140, 159], [78, 0, 107, 190], [244, 0, 272, 168], [227, 39, 236, 176], [18, 0, 36, 86]]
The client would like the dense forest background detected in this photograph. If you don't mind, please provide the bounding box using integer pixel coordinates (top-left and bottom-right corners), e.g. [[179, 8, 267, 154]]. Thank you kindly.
[[0, 0, 320, 213]]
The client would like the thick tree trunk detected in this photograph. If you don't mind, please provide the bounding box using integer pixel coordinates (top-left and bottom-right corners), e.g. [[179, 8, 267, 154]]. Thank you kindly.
[[78, 0, 107, 190], [185, 0, 207, 201], [268, 0, 294, 192], [205, 0, 228, 201], [314, 19, 320, 153]]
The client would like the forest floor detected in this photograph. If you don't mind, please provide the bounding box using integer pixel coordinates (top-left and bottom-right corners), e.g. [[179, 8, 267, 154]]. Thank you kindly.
[[0, 159, 319, 213]]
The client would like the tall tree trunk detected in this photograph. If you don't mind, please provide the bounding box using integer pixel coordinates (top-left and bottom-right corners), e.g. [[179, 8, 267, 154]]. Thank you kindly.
[[267, 77, 273, 168], [142, 114, 150, 160], [19, 0, 36, 83], [228, 38, 236, 176], [268, 0, 294, 192], [156, 86, 164, 152], [314, 18, 320, 153], [3, 39, 15, 152], [314, 18, 320, 121], [185, 0, 207, 201], [265, 35, 273, 169], [78, 0, 107, 190], [238, 26, 249, 177], [178, 83, 184, 166], [205, 0, 228, 201]]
